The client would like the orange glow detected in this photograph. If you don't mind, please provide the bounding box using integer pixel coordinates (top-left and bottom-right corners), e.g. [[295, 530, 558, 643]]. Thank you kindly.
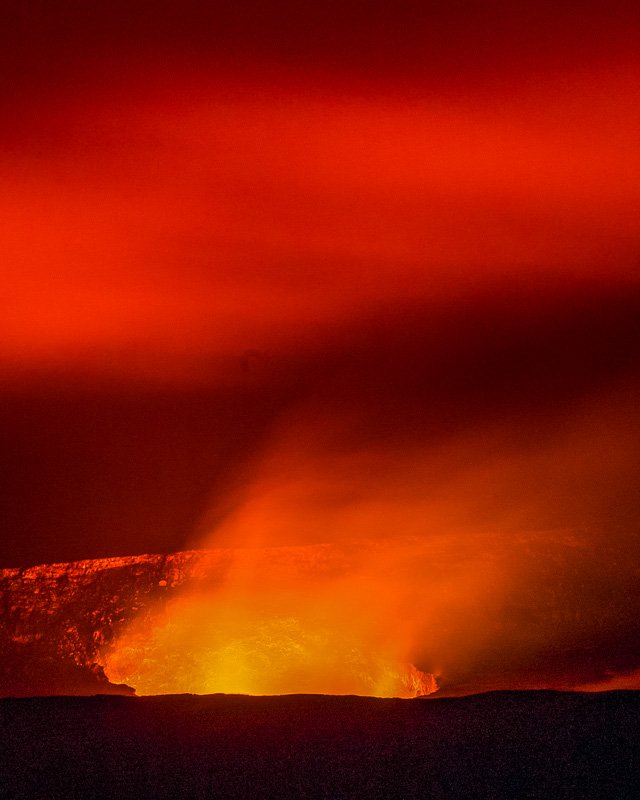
[[574, 670, 640, 692], [2, 67, 640, 381], [102, 543, 438, 697]]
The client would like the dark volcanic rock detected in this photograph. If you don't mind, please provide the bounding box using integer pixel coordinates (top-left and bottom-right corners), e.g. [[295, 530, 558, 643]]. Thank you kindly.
[[0, 551, 209, 696]]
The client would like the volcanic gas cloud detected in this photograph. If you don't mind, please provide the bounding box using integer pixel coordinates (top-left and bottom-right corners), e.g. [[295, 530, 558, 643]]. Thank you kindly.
[[3, 4, 640, 699], [102, 383, 640, 697]]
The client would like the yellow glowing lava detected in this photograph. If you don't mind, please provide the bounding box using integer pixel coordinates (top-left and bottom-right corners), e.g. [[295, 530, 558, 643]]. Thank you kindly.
[[104, 596, 435, 697], [101, 545, 438, 697]]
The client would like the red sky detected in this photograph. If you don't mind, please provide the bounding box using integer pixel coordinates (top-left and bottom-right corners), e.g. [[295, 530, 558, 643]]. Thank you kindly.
[[1, 1, 640, 692]]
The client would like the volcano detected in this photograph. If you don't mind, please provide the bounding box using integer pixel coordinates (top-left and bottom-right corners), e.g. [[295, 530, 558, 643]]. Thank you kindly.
[[3, 531, 629, 699]]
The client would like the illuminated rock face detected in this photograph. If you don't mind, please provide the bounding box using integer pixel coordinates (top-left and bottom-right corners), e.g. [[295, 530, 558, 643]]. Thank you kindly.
[[0, 551, 209, 697]]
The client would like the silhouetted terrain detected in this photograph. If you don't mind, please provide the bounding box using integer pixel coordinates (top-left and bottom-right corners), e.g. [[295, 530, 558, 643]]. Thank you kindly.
[[1, 691, 638, 799]]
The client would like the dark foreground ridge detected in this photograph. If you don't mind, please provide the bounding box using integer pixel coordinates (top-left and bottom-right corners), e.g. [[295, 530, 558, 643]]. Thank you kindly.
[[1, 690, 639, 799]]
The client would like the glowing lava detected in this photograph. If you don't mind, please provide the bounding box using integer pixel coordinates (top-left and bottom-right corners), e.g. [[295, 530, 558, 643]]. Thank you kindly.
[[101, 543, 439, 698], [103, 595, 435, 698]]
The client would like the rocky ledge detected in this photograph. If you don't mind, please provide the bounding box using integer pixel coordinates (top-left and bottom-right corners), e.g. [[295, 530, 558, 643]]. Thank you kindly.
[[0, 550, 213, 696]]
